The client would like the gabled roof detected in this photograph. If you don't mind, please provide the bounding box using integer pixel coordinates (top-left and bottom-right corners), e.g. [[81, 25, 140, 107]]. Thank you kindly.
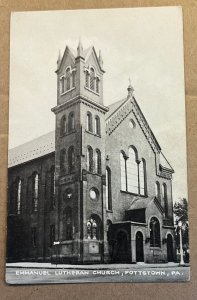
[[56, 44, 104, 73], [127, 196, 164, 214], [8, 131, 55, 168], [105, 98, 127, 120]]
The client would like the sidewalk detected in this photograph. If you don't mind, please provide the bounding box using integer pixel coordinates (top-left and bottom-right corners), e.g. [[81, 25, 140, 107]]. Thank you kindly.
[[6, 262, 188, 270]]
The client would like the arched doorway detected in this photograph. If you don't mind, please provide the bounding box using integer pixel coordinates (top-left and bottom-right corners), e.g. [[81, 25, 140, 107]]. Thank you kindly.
[[136, 231, 144, 262], [167, 234, 174, 262], [115, 231, 129, 263]]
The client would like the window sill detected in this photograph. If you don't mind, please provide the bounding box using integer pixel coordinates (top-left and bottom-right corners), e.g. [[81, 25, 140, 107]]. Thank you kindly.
[[106, 209, 113, 213], [84, 86, 100, 96], [60, 130, 76, 137], [150, 247, 161, 250], [60, 87, 75, 96], [86, 170, 102, 177], [85, 130, 101, 138], [120, 190, 148, 198]]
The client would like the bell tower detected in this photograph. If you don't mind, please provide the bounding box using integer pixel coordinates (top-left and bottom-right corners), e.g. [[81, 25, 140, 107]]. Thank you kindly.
[[52, 40, 109, 263]]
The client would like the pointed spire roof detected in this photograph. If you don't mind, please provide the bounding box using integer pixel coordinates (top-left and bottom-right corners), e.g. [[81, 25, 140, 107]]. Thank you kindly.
[[57, 50, 62, 67], [99, 50, 103, 68], [77, 38, 84, 57]]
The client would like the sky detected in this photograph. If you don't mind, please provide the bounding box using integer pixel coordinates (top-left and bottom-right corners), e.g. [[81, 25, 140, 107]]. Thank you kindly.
[[9, 7, 188, 202]]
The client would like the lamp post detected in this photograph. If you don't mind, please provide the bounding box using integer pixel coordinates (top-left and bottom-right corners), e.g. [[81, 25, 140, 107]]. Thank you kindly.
[[178, 221, 185, 265]]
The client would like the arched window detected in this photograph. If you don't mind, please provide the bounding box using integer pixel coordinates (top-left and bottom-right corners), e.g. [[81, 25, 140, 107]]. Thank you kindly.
[[16, 178, 22, 215], [150, 217, 161, 247], [96, 77, 100, 93], [106, 167, 112, 211], [87, 146, 93, 172], [63, 207, 73, 240], [162, 183, 168, 217], [68, 146, 75, 173], [60, 149, 66, 173], [95, 149, 101, 174], [120, 152, 127, 191], [139, 158, 146, 196], [50, 166, 55, 208], [127, 147, 138, 194], [85, 70, 90, 88], [87, 112, 93, 132], [60, 115, 66, 136], [90, 68, 95, 91], [155, 181, 161, 202], [72, 70, 76, 88], [32, 173, 39, 212], [66, 68, 71, 91], [87, 215, 101, 240], [95, 116, 100, 135], [60, 76, 65, 94], [68, 112, 75, 132]]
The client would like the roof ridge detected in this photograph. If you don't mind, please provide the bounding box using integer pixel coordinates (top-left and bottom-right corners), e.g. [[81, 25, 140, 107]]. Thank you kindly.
[[9, 130, 55, 151]]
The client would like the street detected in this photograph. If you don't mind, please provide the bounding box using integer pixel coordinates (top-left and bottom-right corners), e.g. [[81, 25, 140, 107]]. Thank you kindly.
[[6, 266, 190, 285]]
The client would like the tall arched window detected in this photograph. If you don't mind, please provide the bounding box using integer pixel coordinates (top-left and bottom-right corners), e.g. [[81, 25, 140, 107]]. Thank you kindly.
[[50, 166, 55, 208], [87, 146, 93, 172], [68, 146, 75, 173], [63, 207, 73, 240], [120, 152, 127, 191], [106, 167, 112, 211], [68, 112, 75, 132], [16, 178, 22, 215], [60, 149, 66, 173], [60, 115, 66, 136], [87, 112, 93, 132], [60, 76, 65, 94], [139, 158, 146, 196], [127, 147, 138, 194], [162, 183, 168, 217], [155, 181, 161, 203], [96, 77, 100, 93], [90, 68, 95, 91], [150, 217, 161, 247], [85, 70, 90, 88], [87, 215, 101, 240], [66, 68, 71, 91], [32, 173, 39, 212], [72, 70, 76, 88], [95, 116, 100, 135], [95, 149, 101, 174]]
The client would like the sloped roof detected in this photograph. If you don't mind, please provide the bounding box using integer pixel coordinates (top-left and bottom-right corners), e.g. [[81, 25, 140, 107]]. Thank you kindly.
[[8, 131, 55, 168], [127, 196, 164, 214], [105, 98, 127, 120], [160, 152, 173, 170], [127, 197, 153, 210]]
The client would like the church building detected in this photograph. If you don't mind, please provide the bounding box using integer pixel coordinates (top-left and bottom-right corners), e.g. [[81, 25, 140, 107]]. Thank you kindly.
[[7, 41, 176, 264]]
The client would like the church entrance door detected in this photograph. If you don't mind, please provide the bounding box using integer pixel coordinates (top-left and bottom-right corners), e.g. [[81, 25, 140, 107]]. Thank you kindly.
[[136, 231, 144, 262], [115, 231, 129, 263], [167, 234, 174, 262]]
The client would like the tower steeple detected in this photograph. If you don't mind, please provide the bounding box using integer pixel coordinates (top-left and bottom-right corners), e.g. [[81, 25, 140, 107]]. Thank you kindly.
[[77, 38, 84, 57]]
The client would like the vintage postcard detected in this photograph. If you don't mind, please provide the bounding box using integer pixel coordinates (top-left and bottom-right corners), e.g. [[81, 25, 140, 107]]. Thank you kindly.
[[6, 7, 189, 284]]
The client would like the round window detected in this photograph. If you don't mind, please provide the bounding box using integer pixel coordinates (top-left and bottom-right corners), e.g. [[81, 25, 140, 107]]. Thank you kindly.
[[129, 119, 136, 129], [89, 188, 99, 200]]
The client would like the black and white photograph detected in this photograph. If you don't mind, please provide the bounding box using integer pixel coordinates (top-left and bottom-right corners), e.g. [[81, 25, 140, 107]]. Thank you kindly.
[[6, 6, 189, 284]]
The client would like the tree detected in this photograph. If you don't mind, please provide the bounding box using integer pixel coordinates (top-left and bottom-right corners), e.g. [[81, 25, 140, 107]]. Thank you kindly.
[[173, 198, 189, 262]]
